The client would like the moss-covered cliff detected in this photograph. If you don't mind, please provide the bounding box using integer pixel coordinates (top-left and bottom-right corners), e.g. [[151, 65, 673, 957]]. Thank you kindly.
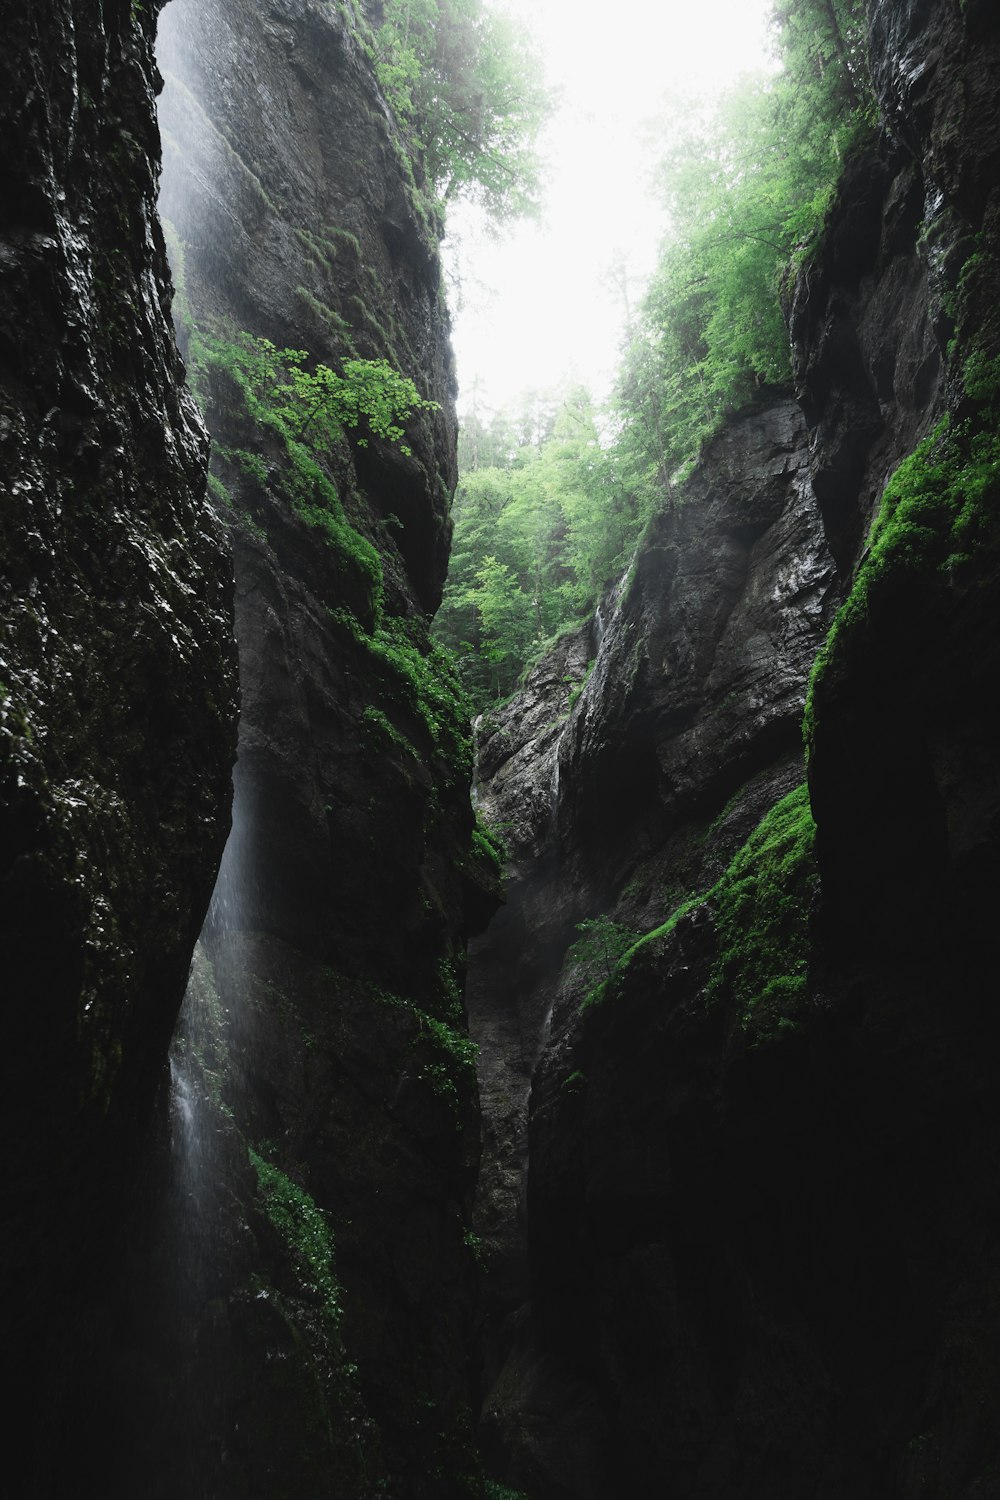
[[127, 1, 501, 1495], [3, 1, 498, 1495], [5, 1, 999, 1497], [470, 4, 1000, 1497]]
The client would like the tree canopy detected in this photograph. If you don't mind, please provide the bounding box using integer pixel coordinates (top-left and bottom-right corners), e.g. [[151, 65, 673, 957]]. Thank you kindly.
[[434, 388, 645, 707], [435, 1, 877, 711], [615, 0, 874, 488], [368, 0, 550, 222]]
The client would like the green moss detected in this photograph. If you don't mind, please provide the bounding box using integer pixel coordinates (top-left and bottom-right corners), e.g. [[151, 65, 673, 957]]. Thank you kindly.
[[205, 471, 232, 507], [572, 915, 641, 1010], [362, 704, 419, 760], [293, 226, 332, 270], [368, 615, 474, 781], [704, 783, 816, 1034], [323, 224, 362, 258], [567, 657, 595, 712], [371, 986, 478, 1120], [347, 294, 395, 352], [805, 408, 1000, 751], [295, 286, 356, 348], [249, 1147, 343, 1336], [585, 786, 816, 1038], [471, 818, 506, 874], [805, 237, 1000, 752]]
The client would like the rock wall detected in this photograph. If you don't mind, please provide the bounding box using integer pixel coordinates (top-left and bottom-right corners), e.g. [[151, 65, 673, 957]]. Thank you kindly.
[[116, 1, 500, 1495], [470, 3, 1000, 1496], [0, 1, 238, 1488], [471, 396, 838, 1494]]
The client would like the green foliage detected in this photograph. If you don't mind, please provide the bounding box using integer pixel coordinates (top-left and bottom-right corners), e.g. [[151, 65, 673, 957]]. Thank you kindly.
[[188, 327, 438, 622], [583, 787, 816, 1038], [440, 1, 876, 705], [617, 0, 874, 485], [435, 388, 642, 708], [362, 704, 418, 760], [705, 783, 817, 1033], [371, 984, 478, 1120], [805, 283, 1000, 753], [249, 1148, 343, 1335], [471, 817, 506, 875], [195, 328, 435, 454], [370, 0, 549, 221], [567, 659, 595, 713], [369, 614, 474, 778], [569, 914, 639, 1004]]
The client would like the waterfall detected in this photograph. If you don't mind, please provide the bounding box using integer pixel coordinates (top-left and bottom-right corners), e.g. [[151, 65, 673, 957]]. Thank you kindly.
[[471, 712, 482, 809], [164, 759, 255, 1319], [549, 747, 561, 832], [594, 603, 606, 647]]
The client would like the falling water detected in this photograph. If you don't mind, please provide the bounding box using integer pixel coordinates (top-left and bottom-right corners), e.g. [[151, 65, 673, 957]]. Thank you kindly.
[[549, 747, 561, 831], [594, 603, 606, 647], [163, 756, 258, 1333], [471, 712, 483, 810]]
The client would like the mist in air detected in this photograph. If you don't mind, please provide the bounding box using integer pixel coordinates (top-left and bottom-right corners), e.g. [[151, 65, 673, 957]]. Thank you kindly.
[[448, 0, 775, 414]]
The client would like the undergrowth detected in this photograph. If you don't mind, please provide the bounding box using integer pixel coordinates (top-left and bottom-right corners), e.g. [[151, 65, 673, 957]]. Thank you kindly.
[[249, 1148, 344, 1338], [188, 326, 437, 625], [582, 785, 817, 1040]]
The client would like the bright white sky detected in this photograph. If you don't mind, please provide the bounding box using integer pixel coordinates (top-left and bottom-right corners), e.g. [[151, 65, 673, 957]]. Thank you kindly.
[[446, 0, 775, 416]]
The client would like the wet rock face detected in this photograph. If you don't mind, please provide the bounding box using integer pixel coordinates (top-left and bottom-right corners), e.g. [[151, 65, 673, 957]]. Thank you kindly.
[[157, 0, 458, 610], [469, 398, 838, 1489], [474, 398, 834, 1039], [869, 0, 1000, 228], [144, 1, 495, 1492], [561, 399, 834, 884], [801, 3, 1000, 958], [788, 142, 951, 574], [0, 0, 237, 1463], [476, 5, 1000, 1497]]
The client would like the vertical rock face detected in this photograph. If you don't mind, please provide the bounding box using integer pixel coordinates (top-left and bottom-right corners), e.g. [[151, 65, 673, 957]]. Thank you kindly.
[[471, 399, 837, 1493], [137, 1, 498, 1494], [470, 5, 1000, 1498], [0, 0, 237, 1483]]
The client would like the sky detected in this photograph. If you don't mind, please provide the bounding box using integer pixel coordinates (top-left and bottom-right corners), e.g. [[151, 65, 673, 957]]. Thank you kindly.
[[446, 0, 775, 417]]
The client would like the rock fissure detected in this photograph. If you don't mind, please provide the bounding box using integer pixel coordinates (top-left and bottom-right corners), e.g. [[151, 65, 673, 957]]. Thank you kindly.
[[465, 7, 1000, 1496], [3, 1, 1000, 1496]]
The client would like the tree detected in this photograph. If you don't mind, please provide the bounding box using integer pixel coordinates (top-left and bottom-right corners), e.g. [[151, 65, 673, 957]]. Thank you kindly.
[[434, 386, 645, 711], [370, 0, 550, 222], [615, 0, 874, 486], [468, 554, 535, 700]]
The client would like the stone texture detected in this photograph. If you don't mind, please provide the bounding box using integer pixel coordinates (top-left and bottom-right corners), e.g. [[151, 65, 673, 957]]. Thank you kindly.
[[469, 397, 838, 1489], [126, 1, 499, 1493], [0, 1, 237, 1484], [156, 0, 458, 610], [469, 4, 1000, 1495]]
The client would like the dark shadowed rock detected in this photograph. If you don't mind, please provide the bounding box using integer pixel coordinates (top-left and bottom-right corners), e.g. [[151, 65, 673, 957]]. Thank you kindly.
[[124, 0, 500, 1492], [472, 5, 1000, 1496], [469, 396, 837, 1486], [0, 0, 237, 1485]]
